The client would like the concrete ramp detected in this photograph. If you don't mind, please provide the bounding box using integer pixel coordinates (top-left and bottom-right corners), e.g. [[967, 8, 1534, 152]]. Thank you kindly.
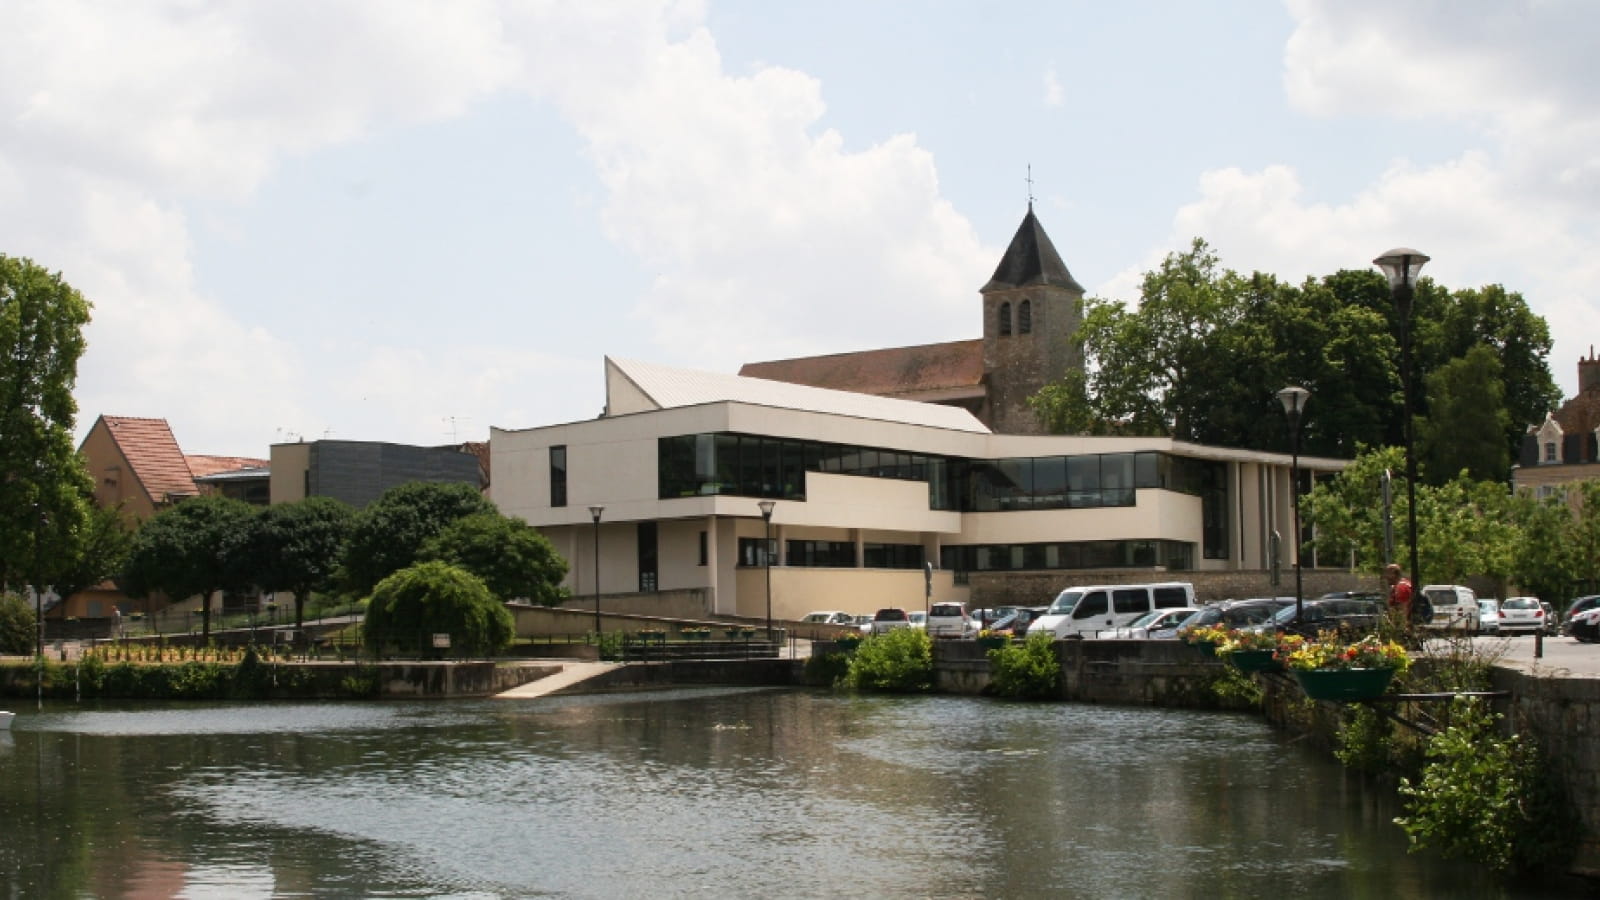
[[493, 662, 618, 699]]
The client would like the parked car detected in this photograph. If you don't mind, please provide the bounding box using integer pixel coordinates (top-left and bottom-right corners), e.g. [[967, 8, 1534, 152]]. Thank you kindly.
[[907, 611, 927, 629], [864, 608, 913, 635], [800, 611, 856, 626], [1477, 599, 1501, 635], [1497, 596, 1547, 634], [1177, 599, 1292, 638], [925, 602, 973, 638], [1542, 602, 1559, 636], [1570, 606, 1600, 643], [1255, 598, 1381, 639], [1002, 607, 1050, 637], [1029, 582, 1197, 639], [1564, 596, 1600, 636], [1419, 585, 1478, 631], [969, 607, 1017, 631], [1108, 607, 1200, 639]]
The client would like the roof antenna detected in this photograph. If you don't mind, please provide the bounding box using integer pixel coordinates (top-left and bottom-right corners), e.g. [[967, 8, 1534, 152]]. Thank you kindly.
[[1025, 163, 1035, 209]]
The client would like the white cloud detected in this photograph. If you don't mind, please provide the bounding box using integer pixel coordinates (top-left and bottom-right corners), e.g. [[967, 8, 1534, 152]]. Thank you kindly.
[[1108, 0, 1600, 397], [2, 0, 994, 452], [1043, 64, 1064, 108]]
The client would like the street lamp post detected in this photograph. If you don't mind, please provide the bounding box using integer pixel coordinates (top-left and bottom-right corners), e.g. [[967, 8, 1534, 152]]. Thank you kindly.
[[1374, 248, 1429, 597], [758, 500, 776, 640], [588, 506, 605, 634], [1278, 385, 1311, 624]]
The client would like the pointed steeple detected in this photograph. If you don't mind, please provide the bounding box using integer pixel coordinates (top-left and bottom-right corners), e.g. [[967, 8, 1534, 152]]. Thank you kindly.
[[981, 204, 1084, 293]]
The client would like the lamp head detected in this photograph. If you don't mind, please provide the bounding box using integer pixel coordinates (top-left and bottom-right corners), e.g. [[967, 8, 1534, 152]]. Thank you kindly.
[[758, 499, 776, 521], [588, 505, 604, 523], [1277, 385, 1310, 417], [1373, 248, 1429, 292]]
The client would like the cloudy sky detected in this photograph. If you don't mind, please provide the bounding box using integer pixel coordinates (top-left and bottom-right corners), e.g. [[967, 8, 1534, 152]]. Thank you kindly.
[[4, 0, 1597, 455]]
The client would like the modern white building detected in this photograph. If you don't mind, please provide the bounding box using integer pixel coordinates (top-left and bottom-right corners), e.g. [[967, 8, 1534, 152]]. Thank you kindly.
[[490, 357, 1346, 622]]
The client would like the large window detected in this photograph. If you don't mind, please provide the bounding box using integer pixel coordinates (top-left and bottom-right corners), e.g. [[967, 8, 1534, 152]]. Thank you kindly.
[[786, 540, 855, 568], [942, 540, 1194, 573], [657, 434, 1223, 534], [549, 445, 567, 508], [738, 537, 776, 567], [864, 543, 924, 569]]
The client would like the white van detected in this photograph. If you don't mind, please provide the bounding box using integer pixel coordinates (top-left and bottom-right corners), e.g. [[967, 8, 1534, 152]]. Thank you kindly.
[[1027, 582, 1198, 639], [1418, 584, 1477, 630]]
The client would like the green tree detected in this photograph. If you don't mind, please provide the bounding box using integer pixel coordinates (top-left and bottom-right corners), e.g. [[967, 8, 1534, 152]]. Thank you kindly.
[[0, 256, 95, 594], [248, 496, 354, 636], [1416, 346, 1510, 485], [362, 560, 514, 658], [0, 592, 36, 655], [1413, 476, 1516, 588], [1508, 488, 1576, 603], [1565, 481, 1600, 597], [1032, 242, 1556, 471], [50, 502, 135, 603], [119, 496, 258, 640], [341, 482, 495, 596], [844, 627, 934, 693], [1301, 445, 1408, 574], [1426, 283, 1560, 464], [418, 512, 569, 606]]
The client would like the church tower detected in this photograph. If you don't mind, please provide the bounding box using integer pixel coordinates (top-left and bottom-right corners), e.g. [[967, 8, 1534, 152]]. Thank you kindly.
[[980, 204, 1085, 434]]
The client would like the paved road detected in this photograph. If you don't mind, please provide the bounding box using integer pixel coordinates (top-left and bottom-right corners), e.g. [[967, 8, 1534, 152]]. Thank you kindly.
[[1452, 632, 1600, 676]]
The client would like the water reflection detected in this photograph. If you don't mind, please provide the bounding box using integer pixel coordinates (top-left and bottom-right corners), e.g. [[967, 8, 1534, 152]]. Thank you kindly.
[[0, 690, 1584, 898]]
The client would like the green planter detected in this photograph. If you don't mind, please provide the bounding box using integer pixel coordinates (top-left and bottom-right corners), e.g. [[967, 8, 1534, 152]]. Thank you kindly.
[[833, 635, 862, 651], [1293, 667, 1397, 701], [1189, 640, 1217, 656], [976, 636, 1009, 650], [1225, 649, 1280, 673]]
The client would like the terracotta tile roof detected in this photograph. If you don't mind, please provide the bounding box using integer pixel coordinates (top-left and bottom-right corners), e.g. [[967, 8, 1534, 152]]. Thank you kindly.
[[739, 340, 984, 398], [185, 455, 270, 478], [99, 416, 199, 503]]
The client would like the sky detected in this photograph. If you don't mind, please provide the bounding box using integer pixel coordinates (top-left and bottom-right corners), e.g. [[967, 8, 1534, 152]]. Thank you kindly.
[[4, 0, 1598, 456]]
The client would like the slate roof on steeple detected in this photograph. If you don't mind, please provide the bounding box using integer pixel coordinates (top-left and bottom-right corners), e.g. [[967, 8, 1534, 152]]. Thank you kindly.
[[981, 204, 1084, 293]]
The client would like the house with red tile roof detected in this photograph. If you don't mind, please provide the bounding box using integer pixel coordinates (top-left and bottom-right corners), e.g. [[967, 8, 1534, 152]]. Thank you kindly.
[[739, 205, 1084, 435], [78, 415, 267, 523], [1514, 350, 1600, 506]]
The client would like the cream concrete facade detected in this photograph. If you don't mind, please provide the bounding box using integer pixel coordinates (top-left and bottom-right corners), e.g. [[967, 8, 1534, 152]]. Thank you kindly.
[[491, 359, 1346, 621]]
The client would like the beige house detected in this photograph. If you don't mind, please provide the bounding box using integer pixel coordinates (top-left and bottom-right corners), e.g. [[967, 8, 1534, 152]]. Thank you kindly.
[[491, 358, 1345, 622], [1513, 350, 1600, 509]]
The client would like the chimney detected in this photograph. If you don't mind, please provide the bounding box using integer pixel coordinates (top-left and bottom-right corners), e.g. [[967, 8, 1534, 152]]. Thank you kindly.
[[1581, 346, 1600, 394]]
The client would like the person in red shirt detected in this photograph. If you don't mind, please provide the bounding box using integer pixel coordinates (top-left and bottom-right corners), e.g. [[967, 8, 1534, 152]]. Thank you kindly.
[[1384, 563, 1414, 631]]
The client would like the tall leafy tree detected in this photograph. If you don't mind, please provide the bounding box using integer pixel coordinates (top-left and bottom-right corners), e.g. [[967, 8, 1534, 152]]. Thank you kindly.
[[0, 256, 94, 594], [341, 481, 495, 596], [120, 496, 257, 640], [1033, 242, 1555, 484], [1509, 489, 1577, 604], [249, 496, 354, 636], [419, 512, 569, 606], [1417, 346, 1511, 485]]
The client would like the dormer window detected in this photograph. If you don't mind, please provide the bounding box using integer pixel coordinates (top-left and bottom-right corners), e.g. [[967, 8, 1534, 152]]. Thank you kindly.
[[1544, 442, 1558, 463], [998, 302, 1012, 336], [1019, 300, 1032, 334]]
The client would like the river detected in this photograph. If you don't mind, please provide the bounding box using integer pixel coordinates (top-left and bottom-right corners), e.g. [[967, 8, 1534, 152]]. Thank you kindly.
[[0, 688, 1581, 898]]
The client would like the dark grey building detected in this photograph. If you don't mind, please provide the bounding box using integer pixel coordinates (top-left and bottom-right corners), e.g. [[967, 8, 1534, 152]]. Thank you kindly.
[[269, 439, 485, 508]]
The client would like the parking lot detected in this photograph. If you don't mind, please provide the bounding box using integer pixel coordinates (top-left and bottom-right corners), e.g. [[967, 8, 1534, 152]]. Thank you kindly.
[[1453, 633, 1600, 677]]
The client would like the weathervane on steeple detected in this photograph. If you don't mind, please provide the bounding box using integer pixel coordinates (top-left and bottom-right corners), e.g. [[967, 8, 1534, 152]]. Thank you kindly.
[[1026, 164, 1035, 209]]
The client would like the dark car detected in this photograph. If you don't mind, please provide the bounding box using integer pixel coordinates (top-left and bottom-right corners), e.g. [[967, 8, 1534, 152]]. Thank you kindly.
[[1564, 596, 1600, 636], [1178, 599, 1291, 636], [1257, 598, 1382, 639]]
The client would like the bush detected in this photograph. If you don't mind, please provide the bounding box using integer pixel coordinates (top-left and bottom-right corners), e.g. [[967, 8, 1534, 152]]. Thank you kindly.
[[1395, 697, 1576, 874], [0, 593, 36, 655], [363, 561, 513, 658], [844, 628, 933, 693], [803, 650, 850, 688], [987, 632, 1060, 699]]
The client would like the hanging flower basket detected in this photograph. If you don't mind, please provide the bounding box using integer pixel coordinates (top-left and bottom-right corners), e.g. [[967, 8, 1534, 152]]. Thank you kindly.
[[976, 635, 1009, 650], [1293, 667, 1397, 701], [833, 634, 862, 651]]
